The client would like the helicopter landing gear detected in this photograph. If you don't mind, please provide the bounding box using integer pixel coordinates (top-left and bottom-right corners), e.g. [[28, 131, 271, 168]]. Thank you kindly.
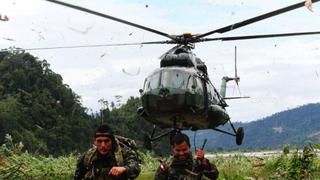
[[236, 127, 244, 145], [212, 120, 244, 145], [143, 122, 182, 150], [144, 133, 153, 150]]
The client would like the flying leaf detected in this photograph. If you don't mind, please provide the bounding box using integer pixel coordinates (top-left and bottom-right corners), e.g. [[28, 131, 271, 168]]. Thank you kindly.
[[0, 14, 9, 21], [68, 25, 94, 34], [2, 37, 16, 41], [122, 67, 140, 76], [305, 0, 313, 12]]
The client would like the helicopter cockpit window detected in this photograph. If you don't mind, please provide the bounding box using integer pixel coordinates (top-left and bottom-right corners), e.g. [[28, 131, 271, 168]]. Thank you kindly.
[[143, 78, 150, 91], [147, 72, 160, 90], [161, 70, 188, 89]]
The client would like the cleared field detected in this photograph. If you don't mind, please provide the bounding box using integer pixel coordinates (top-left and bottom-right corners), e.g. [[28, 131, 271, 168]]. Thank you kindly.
[[206, 150, 320, 158]]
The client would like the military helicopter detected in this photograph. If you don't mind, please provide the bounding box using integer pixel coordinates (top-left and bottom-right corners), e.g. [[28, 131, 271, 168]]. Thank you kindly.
[[46, 0, 320, 148]]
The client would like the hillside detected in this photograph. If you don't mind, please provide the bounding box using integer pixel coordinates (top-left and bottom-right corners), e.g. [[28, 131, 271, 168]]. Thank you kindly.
[[190, 103, 320, 151], [0, 51, 100, 155], [0, 50, 166, 155]]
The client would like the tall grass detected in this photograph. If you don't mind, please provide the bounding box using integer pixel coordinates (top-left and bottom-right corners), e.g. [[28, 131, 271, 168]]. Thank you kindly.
[[1, 135, 319, 179]]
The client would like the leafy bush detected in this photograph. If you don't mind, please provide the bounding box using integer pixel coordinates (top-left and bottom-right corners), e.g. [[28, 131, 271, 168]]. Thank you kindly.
[[140, 151, 161, 172], [0, 134, 76, 179]]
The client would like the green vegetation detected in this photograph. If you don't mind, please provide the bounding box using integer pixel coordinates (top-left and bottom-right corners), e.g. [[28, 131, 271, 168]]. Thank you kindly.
[[0, 50, 98, 155], [0, 50, 170, 156], [1, 136, 319, 179]]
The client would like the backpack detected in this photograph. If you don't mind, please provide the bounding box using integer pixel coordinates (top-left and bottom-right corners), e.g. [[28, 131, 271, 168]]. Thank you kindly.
[[83, 135, 140, 169]]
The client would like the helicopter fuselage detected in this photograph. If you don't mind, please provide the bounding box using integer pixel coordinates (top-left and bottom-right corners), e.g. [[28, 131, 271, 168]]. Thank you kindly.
[[137, 66, 230, 130]]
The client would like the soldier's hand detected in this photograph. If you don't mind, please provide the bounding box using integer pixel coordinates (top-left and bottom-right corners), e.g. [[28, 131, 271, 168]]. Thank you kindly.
[[108, 167, 126, 176], [196, 149, 205, 160], [160, 163, 169, 173]]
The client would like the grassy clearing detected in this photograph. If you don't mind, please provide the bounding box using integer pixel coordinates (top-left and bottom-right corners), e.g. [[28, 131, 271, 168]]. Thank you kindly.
[[1, 152, 319, 179], [1, 137, 320, 179]]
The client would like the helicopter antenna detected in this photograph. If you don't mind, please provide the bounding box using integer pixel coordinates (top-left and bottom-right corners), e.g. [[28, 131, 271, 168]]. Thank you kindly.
[[222, 46, 250, 100], [234, 46, 239, 84], [234, 46, 241, 95]]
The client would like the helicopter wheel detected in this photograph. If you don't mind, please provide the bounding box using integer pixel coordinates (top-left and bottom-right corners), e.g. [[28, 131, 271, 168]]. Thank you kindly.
[[236, 127, 244, 145], [144, 133, 153, 150]]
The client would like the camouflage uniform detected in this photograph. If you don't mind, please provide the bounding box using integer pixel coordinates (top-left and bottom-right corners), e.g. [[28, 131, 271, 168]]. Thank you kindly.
[[74, 136, 141, 180], [154, 153, 218, 180]]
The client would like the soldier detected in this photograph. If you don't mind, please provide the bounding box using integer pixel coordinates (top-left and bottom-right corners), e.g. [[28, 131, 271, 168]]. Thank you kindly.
[[154, 133, 219, 180], [74, 124, 141, 180]]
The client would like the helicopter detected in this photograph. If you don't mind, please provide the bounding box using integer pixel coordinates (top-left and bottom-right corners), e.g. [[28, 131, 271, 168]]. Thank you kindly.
[[45, 0, 320, 148]]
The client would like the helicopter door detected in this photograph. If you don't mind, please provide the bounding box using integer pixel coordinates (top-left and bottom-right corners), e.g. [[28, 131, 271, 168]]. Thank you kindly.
[[207, 83, 219, 105]]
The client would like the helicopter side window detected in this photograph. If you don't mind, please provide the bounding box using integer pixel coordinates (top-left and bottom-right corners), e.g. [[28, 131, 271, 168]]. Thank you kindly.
[[207, 83, 218, 104], [207, 82, 213, 102], [143, 78, 150, 91], [148, 72, 160, 90], [186, 75, 196, 91], [195, 77, 203, 93]]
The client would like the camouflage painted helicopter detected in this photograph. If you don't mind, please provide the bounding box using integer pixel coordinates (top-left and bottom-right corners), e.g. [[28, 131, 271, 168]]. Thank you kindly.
[[46, 0, 320, 148]]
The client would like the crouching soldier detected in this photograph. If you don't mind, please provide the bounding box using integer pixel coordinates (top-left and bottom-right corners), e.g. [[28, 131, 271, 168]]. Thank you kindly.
[[74, 124, 141, 180], [154, 133, 219, 180]]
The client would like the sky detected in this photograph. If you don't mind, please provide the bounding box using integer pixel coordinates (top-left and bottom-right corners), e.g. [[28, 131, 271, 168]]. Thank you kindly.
[[1, 0, 320, 122]]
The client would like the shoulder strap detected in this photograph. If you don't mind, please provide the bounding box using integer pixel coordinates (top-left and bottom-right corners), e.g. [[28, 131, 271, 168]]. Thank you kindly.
[[114, 138, 124, 166], [83, 147, 97, 169]]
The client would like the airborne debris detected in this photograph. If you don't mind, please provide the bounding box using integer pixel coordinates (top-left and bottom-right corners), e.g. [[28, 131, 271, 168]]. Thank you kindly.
[[122, 67, 140, 76], [0, 14, 9, 21], [2, 37, 16, 41], [305, 0, 313, 12], [31, 29, 45, 41], [68, 25, 94, 34], [100, 53, 106, 58]]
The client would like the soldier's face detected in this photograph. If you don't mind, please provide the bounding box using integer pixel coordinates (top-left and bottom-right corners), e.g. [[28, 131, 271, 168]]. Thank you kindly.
[[94, 137, 112, 155], [172, 141, 190, 160]]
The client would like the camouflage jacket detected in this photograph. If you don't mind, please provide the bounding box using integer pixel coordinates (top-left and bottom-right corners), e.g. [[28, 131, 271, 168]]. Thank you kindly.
[[74, 136, 141, 180], [154, 153, 219, 180]]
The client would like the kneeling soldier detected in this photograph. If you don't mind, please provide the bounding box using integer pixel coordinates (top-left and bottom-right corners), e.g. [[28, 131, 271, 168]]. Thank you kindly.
[[74, 124, 141, 180], [154, 133, 219, 180]]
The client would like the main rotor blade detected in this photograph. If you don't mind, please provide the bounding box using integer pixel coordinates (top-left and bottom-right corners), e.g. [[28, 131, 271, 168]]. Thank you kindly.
[[0, 41, 173, 52], [202, 31, 320, 42], [45, 0, 175, 40], [197, 0, 320, 39]]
